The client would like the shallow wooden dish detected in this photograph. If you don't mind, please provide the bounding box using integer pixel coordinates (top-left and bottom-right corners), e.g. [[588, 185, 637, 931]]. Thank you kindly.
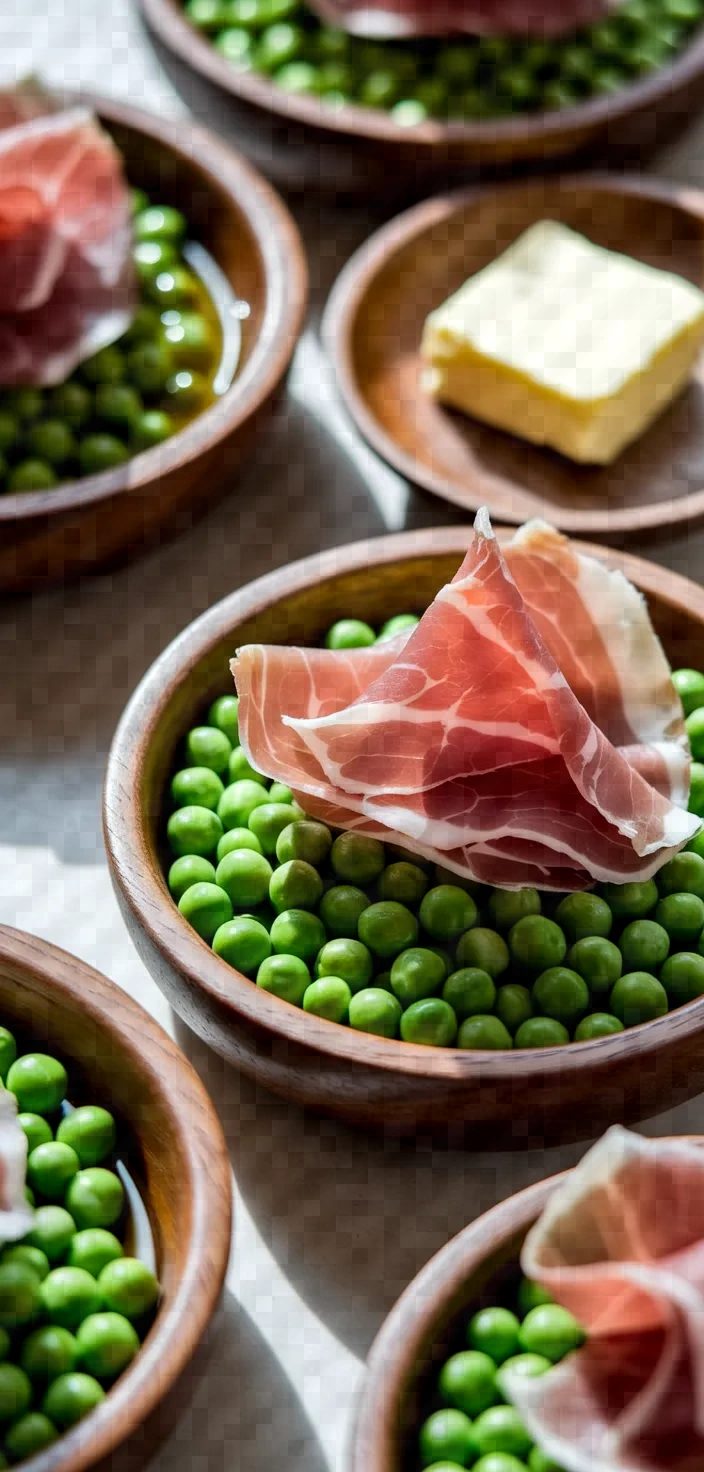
[[139, 0, 704, 197], [104, 526, 704, 1145], [0, 93, 307, 595], [351, 1171, 565, 1472], [324, 173, 704, 538], [0, 925, 232, 1472]]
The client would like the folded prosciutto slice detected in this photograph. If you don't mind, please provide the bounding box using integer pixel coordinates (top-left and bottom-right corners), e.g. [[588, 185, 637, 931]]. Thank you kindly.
[[0, 1089, 34, 1244], [506, 1128, 704, 1472], [306, 0, 618, 38], [0, 87, 135, 385], [232, 511, 698, 890]]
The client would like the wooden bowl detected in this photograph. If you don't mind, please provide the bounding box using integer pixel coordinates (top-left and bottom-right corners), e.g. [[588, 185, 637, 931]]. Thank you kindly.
[[0, 93, 307, 596], [324, 173, 704, 538], [350, 1168, 572, 1472], [139, 0, 704, 198], [0, 925, 232, 1472], [104, 526, 704, 1147]]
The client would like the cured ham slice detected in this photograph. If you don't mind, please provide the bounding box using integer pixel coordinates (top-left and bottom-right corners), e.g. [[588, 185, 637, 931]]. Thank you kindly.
[[232, 510, 698, 890], [506, 1128, 704, 1472], [0, 1089, 34, 1243], [307, 0, 618, 39], [0, 89, 135, 385]]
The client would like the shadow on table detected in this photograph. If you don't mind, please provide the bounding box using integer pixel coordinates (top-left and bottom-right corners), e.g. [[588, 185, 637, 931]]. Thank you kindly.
[[149, 1289, 328, 1472], [172, 1016, 590, 1361]]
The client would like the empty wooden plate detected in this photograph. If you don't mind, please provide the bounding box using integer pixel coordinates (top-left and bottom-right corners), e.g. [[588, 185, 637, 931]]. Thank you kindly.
[[324, 173, 704, 536]]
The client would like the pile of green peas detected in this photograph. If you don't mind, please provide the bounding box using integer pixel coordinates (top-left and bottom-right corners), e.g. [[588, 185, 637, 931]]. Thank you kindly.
[[0, 1028, 159, 1465], [0, 189, 221, 496], [183, 0, 703, 124], [163, 611, 704, 1051], [415, 1276, 583, 1472]]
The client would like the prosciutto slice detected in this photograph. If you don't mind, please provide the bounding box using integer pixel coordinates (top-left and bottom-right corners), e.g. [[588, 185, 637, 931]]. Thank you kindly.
[[506, 1128, 704, 1472], [0, 1090, 34, 1244], [232, 511, 698, 890], [307, 0, 618, 39], [0, 87, 135, 385]]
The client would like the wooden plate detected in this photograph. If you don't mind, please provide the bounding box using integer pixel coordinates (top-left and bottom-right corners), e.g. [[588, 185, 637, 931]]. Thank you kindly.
[[140, 0, 704, 197], [0, 93, 307, 595], [0, 925, 232, 1472], [104, 526, 704, 1147], [324, 173, 704, 536]]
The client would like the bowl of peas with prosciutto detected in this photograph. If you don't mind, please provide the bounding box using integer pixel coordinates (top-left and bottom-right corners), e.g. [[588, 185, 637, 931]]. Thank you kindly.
[[140, 0, 704, 195], [0, 926, 231, 1472], [105, 519, 704, 1144], [0, 88, 306, 593], [352, 1128, 704, 1472]]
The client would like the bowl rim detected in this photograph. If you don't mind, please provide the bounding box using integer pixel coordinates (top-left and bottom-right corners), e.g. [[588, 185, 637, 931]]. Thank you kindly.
[[0, 923, 232, 1472], [104, 524, 704, 1084], [0, 90, 307, 526], [350, 1170, 563, 1472], [139, 0, 704, 148], [322, 170, 704, 536]]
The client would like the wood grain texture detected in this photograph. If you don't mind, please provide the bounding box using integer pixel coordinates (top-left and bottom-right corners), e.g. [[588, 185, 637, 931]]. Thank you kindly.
[[139, 0, 704, 197], [103, 526, 704, 1146], [0, 93, 307, 595], [0, 925, 232, 1472], [324, 173, 704, 537]]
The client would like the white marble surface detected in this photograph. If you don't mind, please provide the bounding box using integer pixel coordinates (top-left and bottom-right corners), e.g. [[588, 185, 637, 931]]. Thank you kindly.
[[4, 4, 704, 1467]]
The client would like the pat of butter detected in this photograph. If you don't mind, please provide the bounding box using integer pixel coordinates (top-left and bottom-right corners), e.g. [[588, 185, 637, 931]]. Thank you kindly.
[[421, 221, 704, 465]]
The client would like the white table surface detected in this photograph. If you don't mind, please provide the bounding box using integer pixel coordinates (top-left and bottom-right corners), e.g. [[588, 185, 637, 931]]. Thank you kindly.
[[3, 5, 704, 1466]]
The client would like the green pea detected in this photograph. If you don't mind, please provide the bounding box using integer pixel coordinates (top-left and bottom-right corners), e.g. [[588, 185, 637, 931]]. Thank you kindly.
[[94, 383, 143, 432], [135, 205, 187, 245], [324, 618, 376, 650], [162, 310, 218, 371], [610, 971, 668, 1026], [360, 70, 400, 106], [390, 948, 446, 1007], [276, 820, 332, 868], [208, 695, 240, 745], [57, 1107, 117, 1168], [331, 833, 385, 887], [126, 342, 173, 396], [499, 1357, 552, 1395], [494, 984, 533, 1035], [42, 1371, 105, 1428], [348, 988, 402, 1038], [28, 1141, 80, 1200], [67, 1230, 123, 1280], [7, 387, 43, 421], [554, 891, 612, 940], [49, 381, 92, 429], [473, 1406, 532, 1460], [686, 708, 704, 762], [317, 885, 369, 938], [390, 98, 428, 126], [303, 977, 351, 1024], [216, 26, 255, 64], [619, 919, 670, 972], [8, 459, 59, 492], [315, 938, 373, 993], [457, 1015, 513, 1050], [528, 1449, 567, 1472], [248, 803, 299, 855], [256, 953, 310, 1005], [419, 1408, 477, 1468], [40, 1267, 102, 1330], [488, 888, 541, 932], [456, 927, 510, 978], [26, 418, 77, 467], [216, 828, 263, 861], [517, 1279, 553, 1315], [187, 0, 237, 32], [657, 851, 704, 898], [122, 302, 161, 345], [358, 901, 418, 958], [78, 435, 129, 475], [0, 411, 20, 455], [81, 346, 126, 385], [270, 908, 327, 962], [215, 850, 273, 909], [533, 967, 589, 1028], [420, 885, 478, 943], [18, 1112, 52, 1153], [168, 854, 217, 899], [519, 1304, 585, 1362], [269, 859, 323, 914], [515, 1017, 570, 1048], [468, 1306, 520, 1364], [218, 779, 270, 830], [0, 1364, 32, 1423], [690, 763, 704, 817], [673, 667, 704, 716], [598, 880, 658, 918], [655, 891, 704, 946], [76, 1311, 140, 1378], [185, 726, 230, 773], [228, 745, 266, 785], [25, 1206, 76, 1263], [171, 766, 224, 811], [442, 968, 496, 1019], [509, 916, 567, 972], [376, 860, 428, 908], [566, 935, 622, 993], [5, 1411, 58, 1459], [0, 1030, 15, 1084], [178, 881, 232, 940], [660, 950, 704, 1004], [21, 1325, 78, 1387], [400, 997, 457, 1047], [213, 916, 271, 974], [65, 1169, 125, 1231], [7, 1054, 67, 1115], [1, 1246, 48, 1283], [439, 1350, 499, 1417], [574, 1012, 624, 1041]]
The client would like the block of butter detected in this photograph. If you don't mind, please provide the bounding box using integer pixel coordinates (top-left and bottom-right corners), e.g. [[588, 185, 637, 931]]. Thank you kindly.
[[420, 220, 704, 465]]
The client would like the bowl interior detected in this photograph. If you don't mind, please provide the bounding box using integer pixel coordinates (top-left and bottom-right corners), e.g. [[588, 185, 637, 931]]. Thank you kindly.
[[326, 176, 704, 536]]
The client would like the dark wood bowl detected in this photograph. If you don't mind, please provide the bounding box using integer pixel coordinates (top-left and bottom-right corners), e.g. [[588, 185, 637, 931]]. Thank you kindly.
[[103, 526, 704, 1147], [139, 0, 704, 198], [0, 925, 232, 1472], [0, 93, 307, 595], [324, 173, 704, 538], [350, 1168, 572, 1472]]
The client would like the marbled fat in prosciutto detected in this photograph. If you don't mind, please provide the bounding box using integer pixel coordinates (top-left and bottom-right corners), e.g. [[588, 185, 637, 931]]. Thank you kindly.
[[306, 0, 618, 38], [507, 1128, 704, 1472], [0, 87, 135, 385], [232, 511, 698, 890]]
